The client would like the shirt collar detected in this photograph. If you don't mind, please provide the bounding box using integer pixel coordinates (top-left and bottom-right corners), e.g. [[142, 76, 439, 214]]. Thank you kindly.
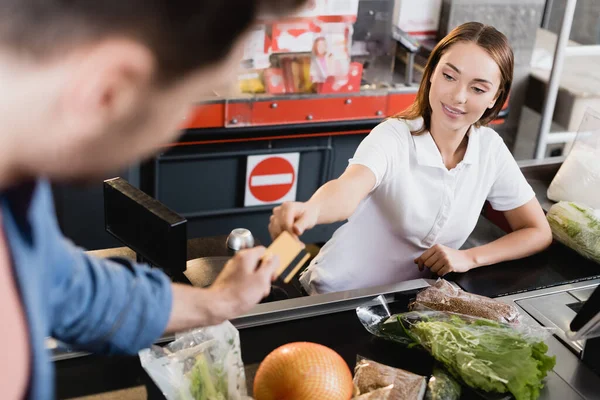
[[461, 125, 480, 165], [1, 181, 37, 243], [410, 118, 480, 168]]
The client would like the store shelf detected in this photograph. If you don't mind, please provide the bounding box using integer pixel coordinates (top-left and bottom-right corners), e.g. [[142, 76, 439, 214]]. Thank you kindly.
[[181, 89, 418, 130]]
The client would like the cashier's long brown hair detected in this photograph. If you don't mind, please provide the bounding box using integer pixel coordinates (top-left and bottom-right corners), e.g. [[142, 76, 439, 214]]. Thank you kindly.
[[396, 22, 514, 135]]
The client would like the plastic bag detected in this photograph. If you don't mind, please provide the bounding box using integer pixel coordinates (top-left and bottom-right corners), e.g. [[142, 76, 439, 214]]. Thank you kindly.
[[139, 321, 249, 400], [353, 356, 426, 399], [425, 365, 461, 400], [547, 201, 600, 264], [548, 108, 600, 209], [356, 296, 556, 400], [409, 279, 521, 324]]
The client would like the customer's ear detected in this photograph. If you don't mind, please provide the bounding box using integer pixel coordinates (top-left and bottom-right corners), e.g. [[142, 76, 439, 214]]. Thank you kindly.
[[59, 38, 155, 138]]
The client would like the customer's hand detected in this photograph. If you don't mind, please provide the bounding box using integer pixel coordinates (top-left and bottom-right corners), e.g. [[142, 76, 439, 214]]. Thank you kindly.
[[415, 244, 476, 276], [269, 201, 320, 240], [166, 247, 280, 333], [209, 247, 279, 320]]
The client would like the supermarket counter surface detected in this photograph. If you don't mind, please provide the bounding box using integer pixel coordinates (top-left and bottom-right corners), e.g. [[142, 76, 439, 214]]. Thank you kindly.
[[56, 279, 600, 400], [56, 157, 600, 399]]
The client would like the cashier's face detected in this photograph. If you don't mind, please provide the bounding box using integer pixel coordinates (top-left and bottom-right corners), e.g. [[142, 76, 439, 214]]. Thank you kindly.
[[21, 35, 246, 182], [428, 41, 501, 133]]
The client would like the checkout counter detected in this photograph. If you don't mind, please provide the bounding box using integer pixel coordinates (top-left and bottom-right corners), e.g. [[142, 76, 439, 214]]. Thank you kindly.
[[53, 157, 600, 400]]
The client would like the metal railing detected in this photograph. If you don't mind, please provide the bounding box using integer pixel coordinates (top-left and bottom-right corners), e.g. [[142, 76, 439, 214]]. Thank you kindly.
[[535, 0, 600, 159]]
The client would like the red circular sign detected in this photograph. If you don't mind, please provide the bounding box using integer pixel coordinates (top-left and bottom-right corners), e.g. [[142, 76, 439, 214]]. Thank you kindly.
[[249, 157, 296, 202]]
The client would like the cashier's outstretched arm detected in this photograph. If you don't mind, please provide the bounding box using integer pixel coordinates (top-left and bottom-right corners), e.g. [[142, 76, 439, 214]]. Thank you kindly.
[[165, 247, 279, 333], [269, 164, 376, 239]]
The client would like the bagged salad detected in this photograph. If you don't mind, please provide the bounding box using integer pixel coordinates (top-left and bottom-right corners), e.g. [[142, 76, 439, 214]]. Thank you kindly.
[[357, 296, 556, 400], [547, 201, 600, 264], [139, 321, 249, 400]]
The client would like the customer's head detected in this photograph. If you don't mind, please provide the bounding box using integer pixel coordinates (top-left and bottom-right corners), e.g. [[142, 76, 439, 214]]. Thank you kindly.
[[397, 22, 514, 135], [0, 0, 306, 182]]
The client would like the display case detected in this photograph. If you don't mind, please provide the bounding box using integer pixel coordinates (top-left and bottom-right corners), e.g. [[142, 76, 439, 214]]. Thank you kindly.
[[178, 0, 419, 131]]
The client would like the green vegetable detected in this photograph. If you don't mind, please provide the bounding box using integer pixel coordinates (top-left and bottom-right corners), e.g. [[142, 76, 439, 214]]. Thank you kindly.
[[426, 365, 461, 400], [382, 313, 556, 400], [547, 201, 600, 264], [188, 354, 227, 400]]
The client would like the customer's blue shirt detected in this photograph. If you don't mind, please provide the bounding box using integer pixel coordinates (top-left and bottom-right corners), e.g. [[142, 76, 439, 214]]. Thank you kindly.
[[0, 180, 173, 399]]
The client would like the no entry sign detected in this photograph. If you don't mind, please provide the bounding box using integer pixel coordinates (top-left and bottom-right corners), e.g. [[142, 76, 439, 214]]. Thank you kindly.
[[245, 153, 300, 206]]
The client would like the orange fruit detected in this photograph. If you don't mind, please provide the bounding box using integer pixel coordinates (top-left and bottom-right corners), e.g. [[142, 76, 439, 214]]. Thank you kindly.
[[253, 342, 353, 400]]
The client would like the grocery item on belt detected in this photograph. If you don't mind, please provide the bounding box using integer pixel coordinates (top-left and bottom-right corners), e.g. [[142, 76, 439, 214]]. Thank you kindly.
[[353, 357, 426, 400], [425, 365, 461, 400], [546, 107, 600, 210], [547, 201, 600, 264], [139, 321, 247, 400], [353, 387, 393, 399], [357, 296, 556, 400], [253, 342, 354, 400], [409, 279, 520, 324]]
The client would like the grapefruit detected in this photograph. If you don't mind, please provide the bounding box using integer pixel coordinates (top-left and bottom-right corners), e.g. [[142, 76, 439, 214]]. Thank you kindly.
[[253, 342, 353, 400]]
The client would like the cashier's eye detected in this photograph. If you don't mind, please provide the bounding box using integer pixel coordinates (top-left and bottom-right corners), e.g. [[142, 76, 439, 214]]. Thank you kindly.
[[443, 73, 455, 82], [472, 87, 486, 94]]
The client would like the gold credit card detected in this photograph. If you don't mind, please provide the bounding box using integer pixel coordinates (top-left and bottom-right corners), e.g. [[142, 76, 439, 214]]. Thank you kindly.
[[265, 231, 310, 284]]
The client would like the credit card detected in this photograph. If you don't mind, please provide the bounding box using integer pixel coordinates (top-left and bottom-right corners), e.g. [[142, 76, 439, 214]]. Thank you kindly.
[[265, 231, 310, 284]]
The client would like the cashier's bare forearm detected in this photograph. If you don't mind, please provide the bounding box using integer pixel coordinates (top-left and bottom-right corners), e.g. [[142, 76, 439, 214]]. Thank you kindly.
[[310, 165, 375, 224], [466, 199, 553, 268], [165, 284, 233, 333], [307, 180, 353, 224], [465, 227, 551, 268]]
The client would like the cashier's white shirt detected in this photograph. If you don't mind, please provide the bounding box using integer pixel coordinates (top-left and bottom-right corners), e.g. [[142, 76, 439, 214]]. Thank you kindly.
[[299, 117, 535, 295]]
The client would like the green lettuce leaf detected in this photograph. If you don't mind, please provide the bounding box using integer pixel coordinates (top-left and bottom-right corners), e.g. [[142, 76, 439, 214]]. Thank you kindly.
[[407, 317, 556, 400]]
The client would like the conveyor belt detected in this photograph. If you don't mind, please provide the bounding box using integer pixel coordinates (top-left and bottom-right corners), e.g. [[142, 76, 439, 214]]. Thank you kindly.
[[56, 279, 600, 400], [55, 285, 493, 399]]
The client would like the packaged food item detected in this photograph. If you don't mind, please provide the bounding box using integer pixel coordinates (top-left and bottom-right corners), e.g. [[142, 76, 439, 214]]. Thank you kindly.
[[353, 357, 426, 399], [139, 321, 248, 400], [425, 365, 461, 400], [547, 108, 600, 209], [354, 387, 393, 399], [280, 56, 312, 93], [409, 279, 520, 324], [264, 68, 286, 94], [547, 201, 600, 264], [357, 296, 556, 400], [254, 342, 353, 400], [238, 71, 265, 94]]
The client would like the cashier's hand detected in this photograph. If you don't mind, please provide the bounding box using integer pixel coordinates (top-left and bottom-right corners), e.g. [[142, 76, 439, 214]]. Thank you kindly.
[[269, 201, 319, 239], [209, 247, 279, 320], [415, 244, 476, 276]]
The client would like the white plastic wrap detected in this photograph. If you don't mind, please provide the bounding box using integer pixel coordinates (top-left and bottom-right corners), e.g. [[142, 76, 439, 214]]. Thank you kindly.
[[547, 201, 600, 264], [548, 108, 600, 209], [409, 279, 521, 324], [357, 296, 556, 400], [139, 321, 249, 400]]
